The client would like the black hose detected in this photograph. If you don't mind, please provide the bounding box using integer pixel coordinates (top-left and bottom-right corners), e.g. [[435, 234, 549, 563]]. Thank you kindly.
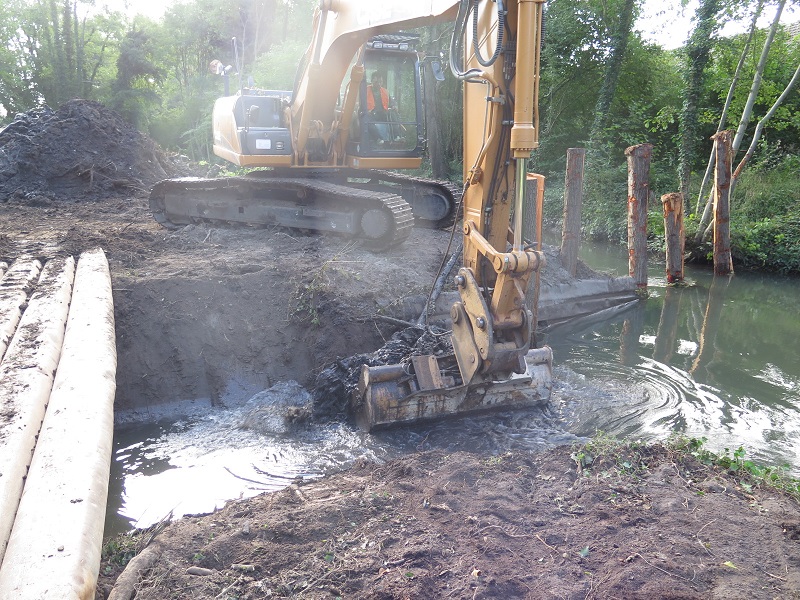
[[472, 0, 505, 68], [449, 0, 483, 80]]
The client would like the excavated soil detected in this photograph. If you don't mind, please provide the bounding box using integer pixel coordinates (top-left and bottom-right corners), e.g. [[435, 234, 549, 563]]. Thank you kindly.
[[2, 100, 800, 599]]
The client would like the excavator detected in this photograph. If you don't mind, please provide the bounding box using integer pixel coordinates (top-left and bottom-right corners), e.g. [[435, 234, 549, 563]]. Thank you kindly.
[[150, 25, 460, 246], [152, 0, 553, 429]]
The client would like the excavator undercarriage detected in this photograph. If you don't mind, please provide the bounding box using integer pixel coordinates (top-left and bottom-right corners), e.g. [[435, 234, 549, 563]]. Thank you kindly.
[[149, 169, 458, 248]]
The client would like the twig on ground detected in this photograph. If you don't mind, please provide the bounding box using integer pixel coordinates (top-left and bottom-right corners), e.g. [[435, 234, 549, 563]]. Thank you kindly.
[[634, 553, 695, 584], [417, 239, 462, 325], [535, 533, 559, 552], [476, 524, 531, 538], [360, 314, 420, 328]]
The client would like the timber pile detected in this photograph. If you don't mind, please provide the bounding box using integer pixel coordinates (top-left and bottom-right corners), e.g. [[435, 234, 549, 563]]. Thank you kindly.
[[0, 249, 117, 600]]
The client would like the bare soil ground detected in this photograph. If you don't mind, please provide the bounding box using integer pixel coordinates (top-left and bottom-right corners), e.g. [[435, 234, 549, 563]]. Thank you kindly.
[[2, 100, 800, 599]]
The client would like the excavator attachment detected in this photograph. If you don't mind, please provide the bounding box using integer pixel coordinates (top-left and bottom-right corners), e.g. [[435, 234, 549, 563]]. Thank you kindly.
[[352, 346, 552, 431]]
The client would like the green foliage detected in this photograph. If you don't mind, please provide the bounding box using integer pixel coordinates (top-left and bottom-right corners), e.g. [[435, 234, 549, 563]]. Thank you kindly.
[[736, 152, 800, 221], [581, 145, 629, 240], [112, 29, 162, 129], [667, 435, 800, 500], [101, 534, 140, 567], [249, 38, 310, 91], [573, 434, 800, 501], [725, 154, 800, 274], [706, 24, 800, 156], [570, 432, 649, 478], [730, 212, 800, 274]]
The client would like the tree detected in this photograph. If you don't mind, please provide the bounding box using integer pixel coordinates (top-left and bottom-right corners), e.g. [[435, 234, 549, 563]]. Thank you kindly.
[[677, 0, 722, 200], [693, 0, 763, 220], [588, 0, 638, 145], [695, 0, 795, 240], [730, 61, 800, 194], [0, 0, 40, 115], [112, 28, 162, 129], [0, 0, 127, 114]]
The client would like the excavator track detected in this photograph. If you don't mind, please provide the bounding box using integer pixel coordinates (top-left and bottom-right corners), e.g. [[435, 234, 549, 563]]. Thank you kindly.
[[150, 174, 415, 247], [337, 169, 462, 229]]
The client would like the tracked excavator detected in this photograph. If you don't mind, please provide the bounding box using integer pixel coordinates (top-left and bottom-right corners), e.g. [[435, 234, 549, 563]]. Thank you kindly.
[[150, 13, 462, 246], [155, 0, 554, 428]]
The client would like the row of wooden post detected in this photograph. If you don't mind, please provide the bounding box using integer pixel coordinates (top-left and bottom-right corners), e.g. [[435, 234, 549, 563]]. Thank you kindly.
[[546, 132, 736, 290]]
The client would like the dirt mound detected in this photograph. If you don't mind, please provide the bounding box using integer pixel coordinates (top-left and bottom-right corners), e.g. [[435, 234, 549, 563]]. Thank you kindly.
[[0, 99, 198, 203]]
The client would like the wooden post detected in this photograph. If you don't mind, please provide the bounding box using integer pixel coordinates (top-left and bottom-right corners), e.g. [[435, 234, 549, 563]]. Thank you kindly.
[[712, 131, 734, 275], [625, 143, 653, 289], [662, 192, 684, 283], [559, 148, 586, 277], [524, 173, 545, 336]]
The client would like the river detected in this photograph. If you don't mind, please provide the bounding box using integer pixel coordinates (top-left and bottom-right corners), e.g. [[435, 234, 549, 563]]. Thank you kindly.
[[544, 242, 800, 473], [105, 244, 800, 535]]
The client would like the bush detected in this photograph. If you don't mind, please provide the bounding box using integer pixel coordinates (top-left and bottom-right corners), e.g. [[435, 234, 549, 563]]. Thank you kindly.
[[731, 211, 800, 274], [734, 154, 800, 222]]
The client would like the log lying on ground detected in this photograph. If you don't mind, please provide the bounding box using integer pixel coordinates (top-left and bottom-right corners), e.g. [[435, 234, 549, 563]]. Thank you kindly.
[[0, 259, 43, 364], [0, 249, 117, 600], [0, 256, 75, 565]]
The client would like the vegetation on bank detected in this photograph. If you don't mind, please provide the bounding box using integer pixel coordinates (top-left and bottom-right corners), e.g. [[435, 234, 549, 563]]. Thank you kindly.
[[1, 0, 798, 272], [574, 433, 800, 501]]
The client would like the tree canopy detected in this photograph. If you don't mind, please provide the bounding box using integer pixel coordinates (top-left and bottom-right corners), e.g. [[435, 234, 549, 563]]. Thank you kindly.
[[1, 0, 798, 269]]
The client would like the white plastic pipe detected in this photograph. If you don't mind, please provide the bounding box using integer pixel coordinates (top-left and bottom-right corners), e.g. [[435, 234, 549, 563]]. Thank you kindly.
[[0, 256, 75, 566], [0, 249, 117, 600], [0, 259, 43, 365]]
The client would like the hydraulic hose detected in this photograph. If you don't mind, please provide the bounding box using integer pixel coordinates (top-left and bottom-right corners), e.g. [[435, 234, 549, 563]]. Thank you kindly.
[[472, 0, 505, 68]]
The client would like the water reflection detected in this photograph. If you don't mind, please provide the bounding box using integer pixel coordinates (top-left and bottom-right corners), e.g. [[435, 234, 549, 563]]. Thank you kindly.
[[545, 243, 800, 473]]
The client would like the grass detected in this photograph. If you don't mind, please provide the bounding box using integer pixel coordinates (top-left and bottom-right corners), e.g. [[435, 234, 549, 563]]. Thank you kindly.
[[571, 432, 800, 501]]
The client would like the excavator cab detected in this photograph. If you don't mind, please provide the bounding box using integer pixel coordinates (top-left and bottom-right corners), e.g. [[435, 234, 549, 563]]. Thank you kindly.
[[349, 36, 424, 159]]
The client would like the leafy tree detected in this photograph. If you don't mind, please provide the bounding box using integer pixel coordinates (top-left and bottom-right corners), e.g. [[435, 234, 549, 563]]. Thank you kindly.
[[0, 0, 127, 114], [0, 0, 40, 115], [112, 28, 162, 129], [677, 0, 722, 200], [588, 0, 639, 145]]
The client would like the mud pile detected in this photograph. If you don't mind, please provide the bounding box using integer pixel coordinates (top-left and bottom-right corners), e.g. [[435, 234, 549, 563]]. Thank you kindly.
[[0, 99, 197, 203], [313, 326, 454, 417]]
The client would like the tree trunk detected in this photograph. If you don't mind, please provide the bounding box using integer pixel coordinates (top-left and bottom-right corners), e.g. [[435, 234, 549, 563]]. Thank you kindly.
[[588, 0, 636, 144], [423, 63, 447, 179], [662, 193, 684, 284], [559, 148, 585, 278], [48, 0, 66, 103], [678, 0, 721, 200], [524, 174, 545, 335], [712, 131, 734, 275]]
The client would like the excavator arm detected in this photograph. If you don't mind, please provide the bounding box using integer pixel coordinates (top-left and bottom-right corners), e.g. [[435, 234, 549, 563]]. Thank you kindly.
[[353, 0, 554, 429]]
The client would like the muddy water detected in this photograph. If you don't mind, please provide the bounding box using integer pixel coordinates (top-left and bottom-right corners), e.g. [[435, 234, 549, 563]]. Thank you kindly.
[[106, 245, 800, 535]]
